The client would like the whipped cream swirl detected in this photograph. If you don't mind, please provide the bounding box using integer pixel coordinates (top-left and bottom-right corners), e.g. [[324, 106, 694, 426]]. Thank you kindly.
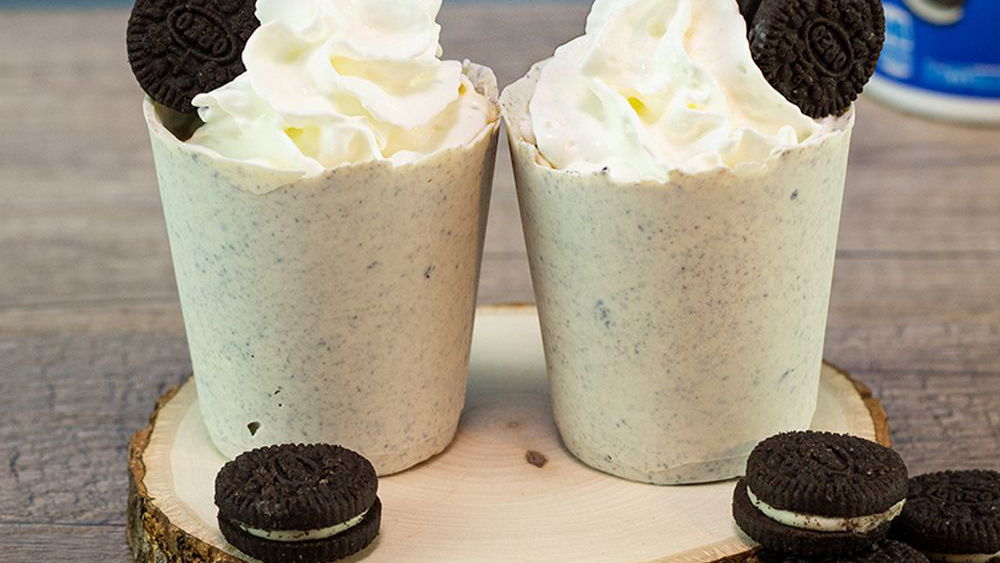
[[188, 0, 496, 174], [529, 0, 823, 181]]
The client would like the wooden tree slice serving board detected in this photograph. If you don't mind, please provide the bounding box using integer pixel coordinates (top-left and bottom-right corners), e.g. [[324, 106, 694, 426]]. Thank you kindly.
[[128, 304, 890, 563]]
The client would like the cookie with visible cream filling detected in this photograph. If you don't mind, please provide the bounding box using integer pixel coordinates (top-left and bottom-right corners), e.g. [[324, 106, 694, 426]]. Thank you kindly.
[[215, 443, 381, 563], [733, 431, 908, 556]]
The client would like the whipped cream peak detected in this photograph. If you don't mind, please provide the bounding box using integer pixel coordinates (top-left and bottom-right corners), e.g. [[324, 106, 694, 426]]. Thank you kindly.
[[189, 0, 496, 175], [256, 0, 442, 57], [529, 0, 824, 181]]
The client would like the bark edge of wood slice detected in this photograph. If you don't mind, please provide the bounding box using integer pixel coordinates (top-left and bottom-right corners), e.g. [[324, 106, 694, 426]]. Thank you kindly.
[[127, 305, 890, 563]]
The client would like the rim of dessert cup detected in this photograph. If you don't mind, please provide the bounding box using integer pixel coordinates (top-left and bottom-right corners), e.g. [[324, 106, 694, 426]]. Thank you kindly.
[[498, 60, 857, 185], [143, 61, 502, 183]]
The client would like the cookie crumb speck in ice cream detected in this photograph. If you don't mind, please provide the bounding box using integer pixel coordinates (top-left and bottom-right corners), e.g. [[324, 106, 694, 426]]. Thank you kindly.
[[500, 0, 868, 484], [131, 0, 500, 474]]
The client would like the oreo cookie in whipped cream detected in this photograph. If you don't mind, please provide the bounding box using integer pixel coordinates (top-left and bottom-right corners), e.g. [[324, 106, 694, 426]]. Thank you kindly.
[[126, 0, 259, 113], [215, 444, 381, 563], [733, 431, 908, 557], [745, 0, 886, 118]]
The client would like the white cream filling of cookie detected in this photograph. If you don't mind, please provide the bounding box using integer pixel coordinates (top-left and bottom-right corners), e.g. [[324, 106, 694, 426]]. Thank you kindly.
[[238, 510, 367, 542], [924, 550, 1000, 563], [747, 487, 905, 534]]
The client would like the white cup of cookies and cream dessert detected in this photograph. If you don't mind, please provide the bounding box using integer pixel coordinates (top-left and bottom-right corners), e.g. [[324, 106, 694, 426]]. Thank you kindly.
[[128, 0, 500, 475], [500, 0, 883, 484]]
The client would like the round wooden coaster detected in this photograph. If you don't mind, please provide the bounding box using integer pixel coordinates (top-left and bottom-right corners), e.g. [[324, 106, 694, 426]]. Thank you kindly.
[[128, 305, 889, 563]]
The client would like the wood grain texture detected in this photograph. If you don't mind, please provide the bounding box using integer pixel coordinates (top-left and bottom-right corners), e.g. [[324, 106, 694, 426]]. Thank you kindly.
[[125, 313, 887, 563], [1, 4, 999, 562]]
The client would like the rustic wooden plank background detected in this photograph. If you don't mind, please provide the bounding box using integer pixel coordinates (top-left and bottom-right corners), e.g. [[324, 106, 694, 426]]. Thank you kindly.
[[1, 4, 999, 561]]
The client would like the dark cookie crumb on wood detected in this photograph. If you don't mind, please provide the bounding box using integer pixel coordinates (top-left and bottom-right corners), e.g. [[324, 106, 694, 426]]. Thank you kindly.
[[526, 451, 548, 468]]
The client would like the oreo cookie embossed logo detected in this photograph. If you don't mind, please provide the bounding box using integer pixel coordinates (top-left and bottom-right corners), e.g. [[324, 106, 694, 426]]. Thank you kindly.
[[806, 19, 854, 76], [167, 5, 238, 62], [127, 0, 258, 111]]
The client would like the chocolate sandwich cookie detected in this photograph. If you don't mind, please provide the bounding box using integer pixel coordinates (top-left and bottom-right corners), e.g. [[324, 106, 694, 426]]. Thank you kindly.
[[127, 0, 259, 113], [216, 444, 381, 563], [756, 540, 930, 562], [733, 431, 908, 557], [890, 470, 1000, 563], [737, 0, 765, 29], [746, 0, 885, 118]]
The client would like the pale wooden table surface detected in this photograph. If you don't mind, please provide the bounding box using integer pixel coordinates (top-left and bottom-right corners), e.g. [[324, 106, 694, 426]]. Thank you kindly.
[[1, 4, 998, 561]]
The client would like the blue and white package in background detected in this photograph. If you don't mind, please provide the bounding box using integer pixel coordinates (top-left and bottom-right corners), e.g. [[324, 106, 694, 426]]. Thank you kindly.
[[868, 0, 1000, 123]]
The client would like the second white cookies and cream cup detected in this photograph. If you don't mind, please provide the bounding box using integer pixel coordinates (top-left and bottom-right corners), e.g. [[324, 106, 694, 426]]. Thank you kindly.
[[501, 0, 858, 484], [143, 0, 500, 475]]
